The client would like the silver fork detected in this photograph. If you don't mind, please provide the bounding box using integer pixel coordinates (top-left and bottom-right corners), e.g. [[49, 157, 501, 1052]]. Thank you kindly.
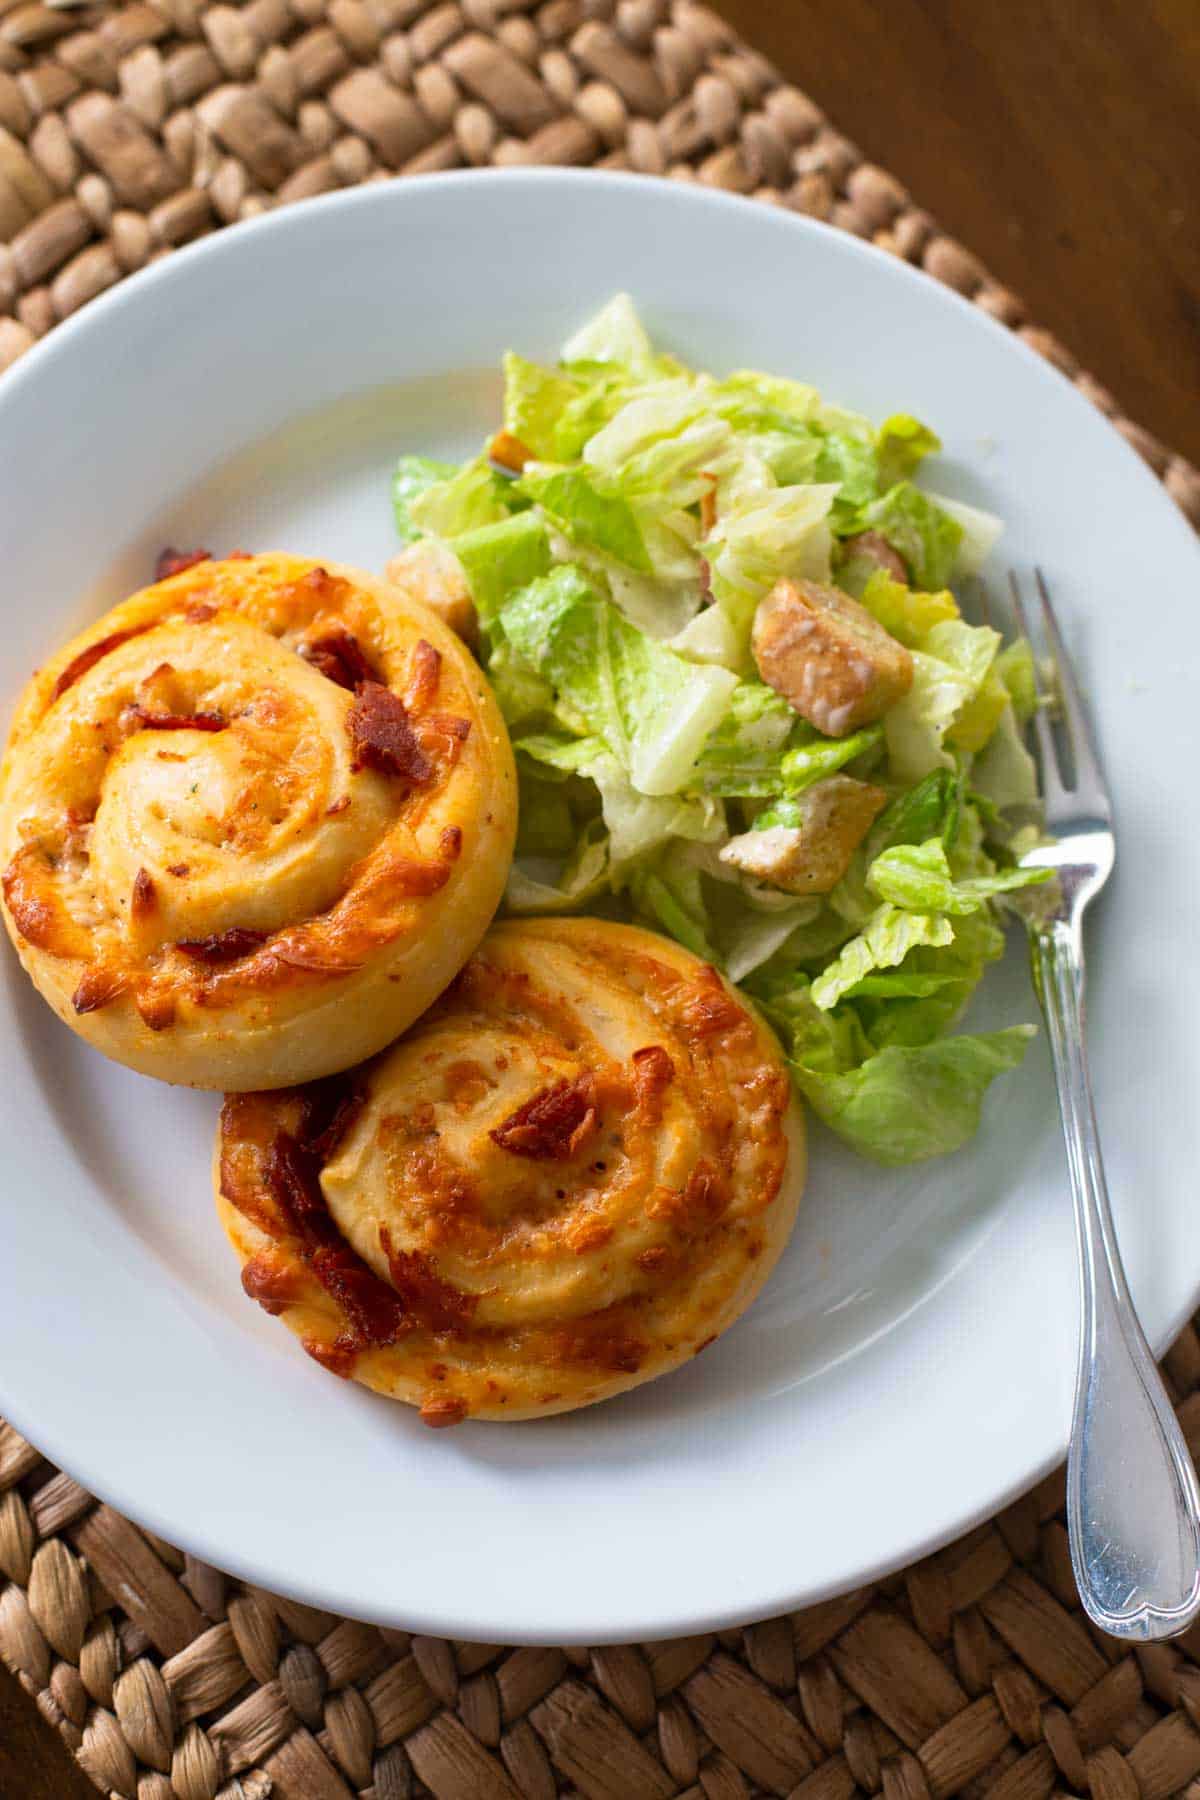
[[1009, 567, 1200, 1639]]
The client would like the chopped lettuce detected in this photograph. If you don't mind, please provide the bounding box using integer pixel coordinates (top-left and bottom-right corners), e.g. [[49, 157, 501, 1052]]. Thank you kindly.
[[713, 368, 820, 429], [972, 702, 1040, 811], [502, 353, 586, 462], [686, 682, 803, 796], [627, 856, 718, 962], [453, 512, 551, 627], [871, 769, 962, 852], [407, 455, 519, 539], [885, 651, 979, 782], [591, 758, 724, 863], [857, 482, 964, 588], [929, 493, 1004, 577], [947, 668, 1010, 753], [721, 901, 822, 984], [583, 385, 726, 496], [815, 431, 880, 521], [867, 837, 1051, 914], [517, 464, 652, 572], [515, 769, 576, 858], [561, 292, 657, 375], [500, 566, 737, 796], [812, 905, 954, 1010], [505, 821, 610, 915], [876, 414, 941, 488], [779, 726, 883, 795], [994, 638, 1038, 724], [857, 571, 959, 647], [484, 640, 554, 730], [392, 454, 458, 543], [793, 1024, 1036, 1164], [386, 294, 1041, 1166], [669, 604, 743, 669], [701, 482, 838, 639]]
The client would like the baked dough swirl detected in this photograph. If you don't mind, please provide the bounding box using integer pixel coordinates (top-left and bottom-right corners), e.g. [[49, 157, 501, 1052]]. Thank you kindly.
[[0, 553, 516, 1089], [216, 918, 803, 1424]]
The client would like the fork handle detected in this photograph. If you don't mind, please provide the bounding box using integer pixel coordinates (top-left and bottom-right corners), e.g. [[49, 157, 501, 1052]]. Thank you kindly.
[[1034, 922, 1200, 1639]]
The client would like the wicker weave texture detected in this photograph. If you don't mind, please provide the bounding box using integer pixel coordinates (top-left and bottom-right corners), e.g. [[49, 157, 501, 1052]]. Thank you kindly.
[[7, 1317, 1200, 1797], [0, 0, 1197, 526]]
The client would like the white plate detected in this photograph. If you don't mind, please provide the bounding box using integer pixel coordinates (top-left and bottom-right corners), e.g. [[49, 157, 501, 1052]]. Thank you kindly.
[[1, 171, 1198, 1646]]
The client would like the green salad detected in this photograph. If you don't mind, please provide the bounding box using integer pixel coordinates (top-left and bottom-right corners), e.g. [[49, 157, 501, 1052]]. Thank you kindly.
[[387, 296, 1049, 1166]]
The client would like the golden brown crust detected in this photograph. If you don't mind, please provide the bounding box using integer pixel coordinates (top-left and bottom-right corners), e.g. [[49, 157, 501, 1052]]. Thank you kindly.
[[0, 553, 516, 1089], [752, 576, 914, 736], [214, 918, 805, 1424]]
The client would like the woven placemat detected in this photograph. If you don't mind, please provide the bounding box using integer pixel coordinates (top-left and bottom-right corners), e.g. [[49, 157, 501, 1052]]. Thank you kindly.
[[5, 4, 1200, 1798]]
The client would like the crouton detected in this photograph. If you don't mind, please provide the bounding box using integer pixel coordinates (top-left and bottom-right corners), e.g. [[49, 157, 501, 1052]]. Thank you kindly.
[[752, 577, 913, 737], [720, 776, 887, 895], [385, 539, 478, 648]]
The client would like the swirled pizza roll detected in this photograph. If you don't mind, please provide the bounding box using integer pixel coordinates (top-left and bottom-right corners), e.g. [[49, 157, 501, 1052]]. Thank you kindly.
[[216, 918, 804, 1424], [0, 553, 516, 1089]]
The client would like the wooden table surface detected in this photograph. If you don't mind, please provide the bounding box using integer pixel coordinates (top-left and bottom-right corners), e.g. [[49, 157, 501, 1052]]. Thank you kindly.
[[2, 2, 1198, 1794]]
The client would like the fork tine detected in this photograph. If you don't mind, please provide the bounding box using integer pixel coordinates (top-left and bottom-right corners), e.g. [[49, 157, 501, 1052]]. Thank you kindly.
[[1008, 570, 1068, 807], [966, 575, 993, 628], [1033, 566, 1111, 817]]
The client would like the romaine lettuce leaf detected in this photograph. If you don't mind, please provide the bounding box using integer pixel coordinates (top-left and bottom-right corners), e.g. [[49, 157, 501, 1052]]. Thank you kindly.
[[947, 667, 1009, 753], [686, 682, 803, 796], [592, 759, 724, 863], [627, 857, 717, 962], [916, 619, 1006, 753], [928, 492, 1003, 576], [850, 899, 1005, 1050], [870, 769, 961, 852], [505, 822, 610, 915], [811, 904, 954, 1010], [582, 384, 727, 499], [829, 773, 964, 932], [502, 352, 585, 462], [408, 455, 518, 539], [484, 641, 554, 730], [857, 570, 959, 647], [778, 726, 883, 794], [720, 902, 823, 984], [884, 651, 976, 781], [516, 730, 609, 775], [815, 430, 880, 519], [501, 567, 737, 795], [994, 638, 1038, 724], [971, 702, 1040, 811], [392, 454, 458, 543], [561, 293, 656, 376], [867, 837, 1051, 914], [453, 512, 551, 626], [701, 482, 839, 639], [857, 482, 963, 588], [519, 731, 724, 864], [518, 464, 652, 573], [923, 619, 1001, 686], [876, 414, 941, 487], [793, 1026, 1036, 1164], [712, 369, 820, 430], [669, 605, 743, 669]]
